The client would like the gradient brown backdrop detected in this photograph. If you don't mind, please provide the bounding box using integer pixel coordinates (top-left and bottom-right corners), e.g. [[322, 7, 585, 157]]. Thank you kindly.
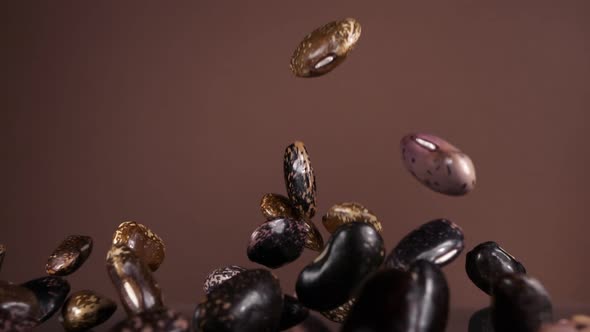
[[2, 1, 590, 330]]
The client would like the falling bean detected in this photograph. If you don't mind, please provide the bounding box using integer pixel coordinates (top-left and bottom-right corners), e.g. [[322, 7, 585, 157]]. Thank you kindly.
[[491, 273, 553, 332], [385, 218, 464, 271], [401, 133, 476, 196], [46, 235, 93, 276], [22, 276, 70, 323], [112, 221, 165, 271], [61, 290, 117, 332], [106, 244, 164, 315], [342, 260, 449, 332], [290, 18, 361, 77], [247, 218, 307, 269], [296, 222, 384, 311], [322, 202, 382, 234], [193, 269, 283, 332], [203, 265, 247, 295], [283, 141, 317, 221], [466, 241, 526, 295]]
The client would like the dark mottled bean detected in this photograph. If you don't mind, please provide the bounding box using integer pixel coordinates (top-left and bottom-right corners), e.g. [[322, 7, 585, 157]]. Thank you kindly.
[[61, 290, 117, 332], [0, 281, 40, 330], [193, 269, 283, 332], [320, 298, 354, 323], [279, 295, 309, 331], [491, 274, 553, 332], [203, 265, 246, 294], [342, 260, 449, 332], [284, 141, 317, 221], [468, 307, 494, 332], [112, 221, 165, 271], [385, 218, 464, 271], [401, 133, 476, 196], [111, 308, 189, 332], [466, 241, 526, 295], [247, 218, 307, 268], [46, 235, 93, 276], [322, 202, 381, 234], [296, 222, 384, 311], [290, 18, 361, 77], [106, 244, 163, 315], [22, 276, 70, 323]]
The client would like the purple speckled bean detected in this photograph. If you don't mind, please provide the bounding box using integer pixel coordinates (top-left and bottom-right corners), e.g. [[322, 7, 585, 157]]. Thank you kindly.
[[401, 133, 476, 196]]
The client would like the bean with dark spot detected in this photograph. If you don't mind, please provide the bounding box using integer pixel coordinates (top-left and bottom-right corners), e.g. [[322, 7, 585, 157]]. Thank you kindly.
[[203, 265, 247, 294], [401, 133, 476, 196]]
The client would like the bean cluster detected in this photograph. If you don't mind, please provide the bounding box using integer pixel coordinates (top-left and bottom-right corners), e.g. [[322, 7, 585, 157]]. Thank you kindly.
[[0, 17, 588, 332]]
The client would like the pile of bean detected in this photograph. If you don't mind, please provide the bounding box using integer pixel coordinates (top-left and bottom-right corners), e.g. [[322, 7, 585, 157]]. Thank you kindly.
[[1, 18, 588, 332]]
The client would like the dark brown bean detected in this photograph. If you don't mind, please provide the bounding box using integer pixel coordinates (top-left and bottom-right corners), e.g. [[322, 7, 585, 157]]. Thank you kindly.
[[46, 235, 93, 276], [322, 202, 381, 234], [284, 141, 317, 221]]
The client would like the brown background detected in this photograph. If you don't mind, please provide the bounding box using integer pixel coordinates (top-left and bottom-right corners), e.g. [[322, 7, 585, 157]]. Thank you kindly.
[[2, 1, 590, 330]]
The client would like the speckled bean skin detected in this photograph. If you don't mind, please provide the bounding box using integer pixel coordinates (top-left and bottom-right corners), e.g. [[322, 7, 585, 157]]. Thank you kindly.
[[22, 276, 70, 323], [466, 241, 527, 295], [0, 281, 40, 331], [279, 295, 309, 330], [112, 221, 165, 271], [247, 218, 307, 269], [491, 274, 553, 332], [401, 133, 476, 196], [284, 141, 317, 221], [296, 222, 385, 311], [260, 193, 324, 251], [0, 244, 6, 272], [290, 18, 361, 77], [61, 290, 117, 332], [384, 218, 464, 271], [341, 260, 449, 332], [202, 265, 246, 294], [301, 219, 324, 251], [46, 235, 93, 276], [322, 202, 382, 234], [320, 298, 355, 323], [106, 244, 163, 315], [193, 269, 283, 332], [260, 193, 298, 221], [110, 308, 190, 332]]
